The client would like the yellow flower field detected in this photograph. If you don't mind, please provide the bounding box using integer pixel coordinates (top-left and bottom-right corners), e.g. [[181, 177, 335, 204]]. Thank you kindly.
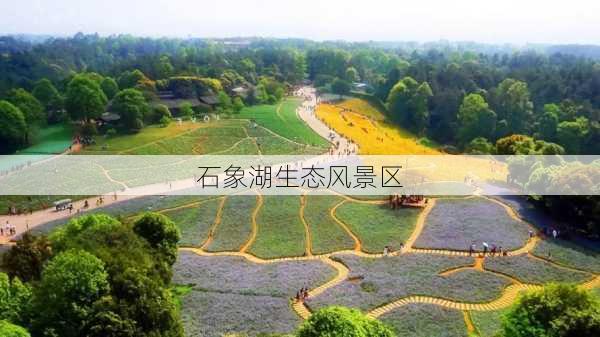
[[316, 102, 439, 155], [316, 99, 507, 183]]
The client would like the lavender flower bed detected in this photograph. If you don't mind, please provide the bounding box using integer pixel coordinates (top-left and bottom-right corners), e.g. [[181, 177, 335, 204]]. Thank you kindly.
[[380, 303, 467, 337], [484, 254, 592, 284], [174, 251, 336, 297], [414, 198, 529, 252], [206, 195, 256, 252], [164, 198, 221, 247], [180, 290, 301, 337], [307, 253, 510, 311], [532, 239, 600, 274], [471, 308, 510, 337]]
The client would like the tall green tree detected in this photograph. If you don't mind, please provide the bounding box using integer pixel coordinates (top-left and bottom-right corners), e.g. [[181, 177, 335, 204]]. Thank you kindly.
[[32, 79, 63, 120], [494, 79, 533, 134], [1, 232, 53, 282], [0, 101, 28, 154], [6, 88, 45, 125], [65, 74, 108, 122], [0, 272, 32, 324], [111, 89, 149, 132], [100, 77, 119, 100], [503, 284, 600, 337], [538, 103, 560, 141], [31, 250, 110, 337], [457, 93, 497, 144], [556, 117, 590, 153]]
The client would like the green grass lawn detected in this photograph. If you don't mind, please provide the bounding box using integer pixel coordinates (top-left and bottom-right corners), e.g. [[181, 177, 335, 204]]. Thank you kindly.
[[205, 195, 257, 252], [532, 239, 600, 274], [380, 304, 467, 337], [335, 202, 420, 253], [249, 195, 306, 259], [484, 254, 592, 284], [237, 98, 328, 147], [303, 194, 356, 254], [163, 198, 222, 247], [471, 308, 509, 337]]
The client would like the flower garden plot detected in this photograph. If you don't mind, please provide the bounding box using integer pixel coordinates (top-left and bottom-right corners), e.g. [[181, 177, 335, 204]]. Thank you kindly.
[[306, 253, 509, 311], [174, 252, 336, 297], [471, 308, 509, 337], [380, 303, 467, 337], [238, 99, 328, 147], [217, 137, 260, 155], [163, 198, 222, 247], [337, 98, 387, 121], [316, 103, 438, 155], [532, 239, 600, 274], [334, 202, 420, 253], [205, 195, 257, 252], [180, 290, 301, 337], [484, 254, 593, 284], [249, 195, 307, 259], [304, 195, 356, 254], [413, 198, 529, 252]]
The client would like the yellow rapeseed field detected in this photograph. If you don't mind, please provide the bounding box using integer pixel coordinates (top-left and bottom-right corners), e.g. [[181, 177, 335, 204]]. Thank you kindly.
[[316, 102, 439, 155], [316, 99, 507, 183]]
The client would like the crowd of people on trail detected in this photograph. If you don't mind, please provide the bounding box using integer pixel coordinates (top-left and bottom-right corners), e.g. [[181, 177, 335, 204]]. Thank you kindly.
[[469, 242, 507, 257], [1, 220, 17, 237], [389, 194, 427, 209], [294, 287, 310, 302]]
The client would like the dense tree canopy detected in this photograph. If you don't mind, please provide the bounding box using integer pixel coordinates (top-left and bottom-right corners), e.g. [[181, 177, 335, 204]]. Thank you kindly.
[[297, 306, 395, 337], [0, 100, 28, 153], [503, 284, 600, 337], [65, 74, 108, 122], [110, 88, 149, 131]]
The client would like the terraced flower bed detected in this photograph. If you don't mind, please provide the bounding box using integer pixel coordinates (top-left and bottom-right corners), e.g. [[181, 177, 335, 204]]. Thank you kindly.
[[249, 196, 307, 259], [471, 308, 509, 337], [532, 239, 600, 273], [335, 202, 420, 253], [484, 254, 592, 284], [205, 195, 257, 252], [380, 304, 467, 337], [414, 197, 529, 252], [174, 252, 336, 297], [307, 253, 509, 311], [163, 198, 222, 247], [180, 290, 301, 337], [303, 195, 356, 254]]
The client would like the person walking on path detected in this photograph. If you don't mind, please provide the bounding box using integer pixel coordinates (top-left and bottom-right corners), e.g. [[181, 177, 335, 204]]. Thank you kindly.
[[482, 242, 489, 256]]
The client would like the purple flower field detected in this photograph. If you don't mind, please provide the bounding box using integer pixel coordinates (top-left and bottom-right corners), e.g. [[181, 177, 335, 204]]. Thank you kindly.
[[180, 290, 301, 337], [380, 303, 467, 337], [414, 198, 529, 252], [307, 253, 510, 312], [174, 251, 336, 297], [484, 254, 593, 284]]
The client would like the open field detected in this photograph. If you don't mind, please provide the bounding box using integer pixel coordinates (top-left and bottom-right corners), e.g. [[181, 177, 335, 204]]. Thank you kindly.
[[532, 239, 600, 273], [303, 194, 356, 254], [79, 98, 327, 156], [237, 98, 328, 147], [483, 254, 593, 284], [335, 201, 420, 253], [205, 195, 257, 252], [471, 308, 509, 337], [316, 102, 438, 155], [163, 198, 222, 247], [380, 304, 467, 337], [306, 253, 509, 311], [414, 197, 529, 252], [249, 195, 307, 258]]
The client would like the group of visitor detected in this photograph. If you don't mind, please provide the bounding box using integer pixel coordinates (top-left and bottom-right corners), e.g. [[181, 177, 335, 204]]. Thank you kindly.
[[469, 242, 507, 257], [1, 220, 17, 237], [383, 243, 404, 256], [294, 287, 310, 302]]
